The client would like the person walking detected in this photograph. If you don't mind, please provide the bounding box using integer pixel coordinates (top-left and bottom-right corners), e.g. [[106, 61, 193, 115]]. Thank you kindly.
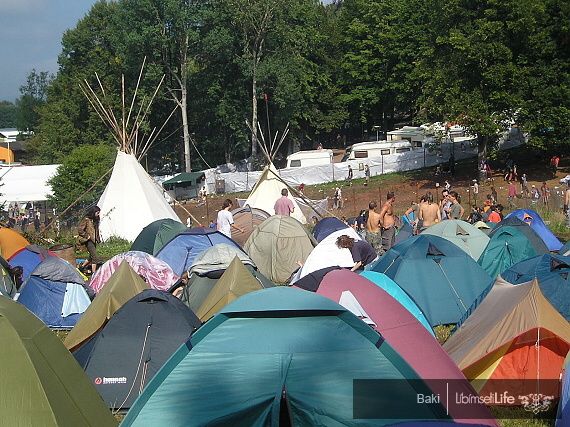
[[274, 188, 295, 216], [364, 164, 370, 186], [216, 199, 244, 238], [541, 181, 550, 206], [471, 179, 479, 206], [347, 165, 353, 186], [78, 206, 102, 275], [508, 181, 518, 208]]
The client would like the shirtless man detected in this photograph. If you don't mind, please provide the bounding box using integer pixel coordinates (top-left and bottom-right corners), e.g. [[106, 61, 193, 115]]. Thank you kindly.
[[379, 192, 396, 253], [418, 191, 441, 232], [365, 201, 383, 254]]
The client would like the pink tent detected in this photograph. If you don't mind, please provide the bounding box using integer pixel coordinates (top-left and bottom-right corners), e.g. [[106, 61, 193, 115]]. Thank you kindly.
[[300, 269, 498, 426], [89, 251, 179, 294]]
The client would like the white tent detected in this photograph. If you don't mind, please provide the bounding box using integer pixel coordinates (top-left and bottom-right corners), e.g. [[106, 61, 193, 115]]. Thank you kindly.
[[98, 151, 180, 242], [243, 164, 306, 224], [0, 164, 59, 204]]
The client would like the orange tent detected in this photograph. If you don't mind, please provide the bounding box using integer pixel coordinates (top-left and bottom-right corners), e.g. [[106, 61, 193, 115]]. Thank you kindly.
[[0, 228, 30, 260], [444, 277, 570, 403]]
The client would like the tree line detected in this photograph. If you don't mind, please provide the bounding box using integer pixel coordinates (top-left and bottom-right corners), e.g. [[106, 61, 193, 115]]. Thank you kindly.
[[3, 0, 569, 211]]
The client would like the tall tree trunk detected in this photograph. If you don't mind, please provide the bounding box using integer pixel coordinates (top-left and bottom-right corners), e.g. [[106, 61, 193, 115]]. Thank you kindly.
[[251, 63, 258, 157], [181, 84, 191, 172]]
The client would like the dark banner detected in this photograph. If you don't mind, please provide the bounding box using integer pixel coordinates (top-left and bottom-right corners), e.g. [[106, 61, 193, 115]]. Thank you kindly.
[[353, 379, 560, 420]]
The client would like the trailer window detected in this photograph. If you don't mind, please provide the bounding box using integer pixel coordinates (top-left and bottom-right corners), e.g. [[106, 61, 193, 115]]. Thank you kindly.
[[381, 149, 391, 155], [289, 160, 301, 167], [354, 151, 368, 158], [396, 147, 411, 153]]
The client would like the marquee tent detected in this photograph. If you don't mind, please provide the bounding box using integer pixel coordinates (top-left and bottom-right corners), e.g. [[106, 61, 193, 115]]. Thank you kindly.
[[0, 164, 59, 205]]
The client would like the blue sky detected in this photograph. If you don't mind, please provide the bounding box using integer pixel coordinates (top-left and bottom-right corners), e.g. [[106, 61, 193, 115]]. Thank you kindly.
[[0, 0, 335, 103], [0, 0, 96, 102]]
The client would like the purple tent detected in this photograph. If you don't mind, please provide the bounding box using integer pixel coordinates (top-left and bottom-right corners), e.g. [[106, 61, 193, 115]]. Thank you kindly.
[[314, 269, 498, 426]]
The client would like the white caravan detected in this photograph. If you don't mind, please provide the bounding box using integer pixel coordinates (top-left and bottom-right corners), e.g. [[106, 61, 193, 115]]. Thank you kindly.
[[286, 149, 334, 168], [344, 140, 413, 160]]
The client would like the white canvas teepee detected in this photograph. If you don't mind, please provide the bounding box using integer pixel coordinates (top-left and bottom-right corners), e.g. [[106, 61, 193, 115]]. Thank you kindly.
[[243, 163, 306, 224], [82, 63, 181, 242], [98, 151, 179, 241]]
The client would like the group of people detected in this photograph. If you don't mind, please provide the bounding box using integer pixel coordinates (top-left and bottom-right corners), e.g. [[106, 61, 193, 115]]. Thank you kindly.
[[6, 202, 43, 232]]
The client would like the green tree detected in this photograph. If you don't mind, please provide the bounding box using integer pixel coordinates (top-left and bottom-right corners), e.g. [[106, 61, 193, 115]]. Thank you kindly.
[[15, 70, 53, 132], [28, 0, 122, 164], [47, 144, 115, 214], [0, 101, 17, 128]]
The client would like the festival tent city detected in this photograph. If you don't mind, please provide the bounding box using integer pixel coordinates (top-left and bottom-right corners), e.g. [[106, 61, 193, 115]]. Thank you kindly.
[[3, 75, 570, 425]]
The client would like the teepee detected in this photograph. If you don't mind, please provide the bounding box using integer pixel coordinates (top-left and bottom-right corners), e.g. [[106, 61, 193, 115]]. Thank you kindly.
[[243, 164, 306, 224], [243, 123, 308, 224], [81, 64, 181, 242]]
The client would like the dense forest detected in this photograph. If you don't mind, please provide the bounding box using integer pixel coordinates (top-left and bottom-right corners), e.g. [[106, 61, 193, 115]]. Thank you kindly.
[[4, 0, 570, 210]]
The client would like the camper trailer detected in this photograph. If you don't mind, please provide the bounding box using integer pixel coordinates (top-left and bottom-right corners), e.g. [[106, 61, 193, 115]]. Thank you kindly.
[[286, 149, 334, 168], [344, 140, 413, 160], [386, 126, 433, 148]]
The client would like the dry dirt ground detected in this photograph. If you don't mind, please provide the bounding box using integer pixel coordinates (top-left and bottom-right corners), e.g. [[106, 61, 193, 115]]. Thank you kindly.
[[173, 145, 569, 236]]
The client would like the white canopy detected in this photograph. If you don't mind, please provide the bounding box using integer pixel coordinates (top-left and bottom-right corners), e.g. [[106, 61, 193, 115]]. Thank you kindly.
[[0, 164, 59, 204]]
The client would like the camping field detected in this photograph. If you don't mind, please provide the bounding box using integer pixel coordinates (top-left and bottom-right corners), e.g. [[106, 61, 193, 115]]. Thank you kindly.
[[30, 144, 570, 426]]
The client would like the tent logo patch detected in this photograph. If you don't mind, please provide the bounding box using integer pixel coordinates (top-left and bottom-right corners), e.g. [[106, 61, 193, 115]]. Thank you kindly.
[[94, 377, 127, 385]]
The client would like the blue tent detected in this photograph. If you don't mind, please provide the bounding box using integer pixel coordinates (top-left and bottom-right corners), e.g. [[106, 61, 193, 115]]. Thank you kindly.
[[360, 271, 434, 336], [368, 234, 493, 326], [122, 287, 452, 426], [312, 217, 349, 242], [501, 254, 570, 322], [8, 245, 55, 282], [17, 257, 91, 329], [504, 209, 562, 251], [155, 228, 243, 276]]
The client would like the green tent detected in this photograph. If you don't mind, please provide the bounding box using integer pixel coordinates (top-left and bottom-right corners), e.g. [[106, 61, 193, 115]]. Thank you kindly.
[[0, 296, 117, 426], [121, 287, 450, 426], [130, 218, 188, 256], [478, 225, 542, 279], [244, 215, 317, 283], [64, 261, 149, 352], [195, 257, 275, 322]]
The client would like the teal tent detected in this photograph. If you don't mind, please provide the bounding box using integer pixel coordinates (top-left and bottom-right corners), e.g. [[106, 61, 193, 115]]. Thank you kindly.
[[421, 219, 489, 260], [122, 287, 451, 426], [130, 218, 188, 255], [368, 234, 493, 326], [478, 225, 542, 279]]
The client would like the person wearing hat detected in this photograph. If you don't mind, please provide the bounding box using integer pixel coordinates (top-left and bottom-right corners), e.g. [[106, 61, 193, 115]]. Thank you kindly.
[[531, 184, 540, 203], [471, 179, 479, 206]]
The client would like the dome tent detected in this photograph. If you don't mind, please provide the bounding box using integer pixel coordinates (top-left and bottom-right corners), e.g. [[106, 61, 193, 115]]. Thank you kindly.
[[73, 289, 201, 412], [244, 215, 317, 283], [369, 234, 493, 326], [0, 295, 117, 426], [121, 287, 454, 426]]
